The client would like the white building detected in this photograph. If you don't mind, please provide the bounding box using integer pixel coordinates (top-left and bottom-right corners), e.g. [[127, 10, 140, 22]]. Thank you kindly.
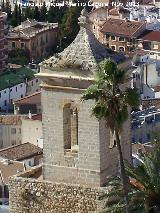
[[0, 78, 41, 112], [132, 53, 160, 99], [0, 83, 26, 112]]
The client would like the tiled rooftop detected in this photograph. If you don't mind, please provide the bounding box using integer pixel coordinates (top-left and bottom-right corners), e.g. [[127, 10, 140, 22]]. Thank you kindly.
[[0, 160, 25, 184], [8, 19, 58, 39], [0, 142, 43, 161], [41, 10, 126, 76], [101, 18, 145, 37], [142, 98, 160, 109], [0, 115, 27, 125], [14, 91, 41, 105], [138, 30, 160, 42]]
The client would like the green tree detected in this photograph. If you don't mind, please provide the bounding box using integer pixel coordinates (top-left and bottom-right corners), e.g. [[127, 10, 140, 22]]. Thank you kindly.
[[47, 2, 67, 23], [102, 148, 160, 213], [33, 6, 40, 21], [18, 4, 22, 24], [59, 7, 81, 50], [2, 0, 12, 21], [40, 2, 47, 21], [24, 6, 33, 19], [11, 3, 19, 27], [81, 59, 139, 213]]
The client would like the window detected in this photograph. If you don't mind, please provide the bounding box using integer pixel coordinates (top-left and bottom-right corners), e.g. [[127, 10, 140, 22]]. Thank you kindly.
[[10, 88, 12, 92], [111, 36, 116, 41], [119, 37, 125, 42], [11, 128, 16, 134], [63, 103, 78, 151], [4, 100, 7, 106], [46, 34, 48, 43], [20, 84, 23, 88], [19, 128, 21, 134], [36, 79, 38, 83], [21, 94, 23, 98], [21, 42, 25, 48], [111, 46, 116, 51], [4, 90, 6, 94], [16, 87, 17, 92], [0, 92, 1, 98], [12, 41, 16, 48], [119, 46, 125, 52], [32, 81, 33, 86]]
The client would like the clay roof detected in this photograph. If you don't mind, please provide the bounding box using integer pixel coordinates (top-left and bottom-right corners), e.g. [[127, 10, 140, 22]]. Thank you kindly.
[[31, 114, 42, 121], [0, 143, 43, 161], [0, 160, 25, 184], [41, 10, 126, 74], [127, 49, 150, 58], [0, 115, 27, 125], [138, 30, 160, 42], [132, 143, 153, 155], [14, 91, 41, 105], [142, 98, 160, 109], [101, 18, 145, 37], [153, 86, 160, 92]]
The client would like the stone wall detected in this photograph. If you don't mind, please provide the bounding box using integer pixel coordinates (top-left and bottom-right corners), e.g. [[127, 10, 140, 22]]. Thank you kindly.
[[41, 87, 131, 187], [9, 176, 106, 213]]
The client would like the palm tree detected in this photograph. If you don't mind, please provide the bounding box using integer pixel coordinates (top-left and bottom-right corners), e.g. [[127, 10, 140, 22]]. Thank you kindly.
[[81, 59, 139, 213], [101, 148, 160, 213], [126, 148, 160, 212]]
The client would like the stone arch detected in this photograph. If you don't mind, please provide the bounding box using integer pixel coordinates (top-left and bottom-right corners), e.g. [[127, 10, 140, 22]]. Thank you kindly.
[[63, 102, 78, 151]]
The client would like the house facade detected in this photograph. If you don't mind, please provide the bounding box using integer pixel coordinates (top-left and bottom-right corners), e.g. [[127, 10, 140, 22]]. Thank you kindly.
[[8, 19, 58, 60], [100, 18, 146, 53]]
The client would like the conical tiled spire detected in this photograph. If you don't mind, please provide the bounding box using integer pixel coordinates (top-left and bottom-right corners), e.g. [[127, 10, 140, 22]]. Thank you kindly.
[[41, 9, 125, 75]]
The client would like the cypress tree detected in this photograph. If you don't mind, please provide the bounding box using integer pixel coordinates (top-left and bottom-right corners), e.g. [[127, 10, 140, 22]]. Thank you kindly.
[[33, 6, 40, 21], [40, 2, 47, 22], [11, 3, 19, 27]]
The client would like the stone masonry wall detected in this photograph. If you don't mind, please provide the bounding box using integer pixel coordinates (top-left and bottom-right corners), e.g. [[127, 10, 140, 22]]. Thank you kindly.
[[9, 176, 106, 213]]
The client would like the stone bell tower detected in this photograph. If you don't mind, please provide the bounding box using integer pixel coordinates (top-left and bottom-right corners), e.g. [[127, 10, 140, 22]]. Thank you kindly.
[[37, 9, 131, 187]]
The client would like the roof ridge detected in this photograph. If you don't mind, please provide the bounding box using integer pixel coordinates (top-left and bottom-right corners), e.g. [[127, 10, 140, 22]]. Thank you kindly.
[[14, 91, 41, 103], [0, 142, 30, 153]]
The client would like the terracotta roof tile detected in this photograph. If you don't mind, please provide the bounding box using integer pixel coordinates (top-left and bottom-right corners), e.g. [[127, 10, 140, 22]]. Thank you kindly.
[[101, 18, 145, 37], [138, 30, 160, 42], [0, 160, 25, 183], [14, 91, 41, 105], [0, 142, 43, 161], [31, 114, 42, 121], [142, 98, 160, 109], [0, 115, 27, 125]]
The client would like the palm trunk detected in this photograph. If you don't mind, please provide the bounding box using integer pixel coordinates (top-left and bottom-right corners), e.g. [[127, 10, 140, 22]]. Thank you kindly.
[[115, 129, 129, 213]]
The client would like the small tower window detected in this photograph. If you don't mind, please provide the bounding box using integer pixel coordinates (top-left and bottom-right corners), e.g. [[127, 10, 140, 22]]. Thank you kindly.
[[63, 103, 78, 152]]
